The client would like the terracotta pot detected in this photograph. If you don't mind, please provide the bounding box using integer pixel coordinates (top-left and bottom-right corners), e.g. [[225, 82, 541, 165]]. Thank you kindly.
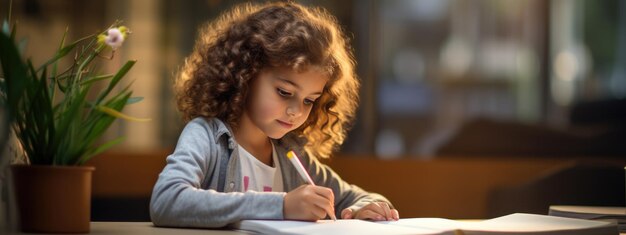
[[11, 165, 94, 233]]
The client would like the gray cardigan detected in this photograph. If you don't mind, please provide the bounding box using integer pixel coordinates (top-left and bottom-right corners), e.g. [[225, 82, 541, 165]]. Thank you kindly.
[[150, 117, 392, 228]]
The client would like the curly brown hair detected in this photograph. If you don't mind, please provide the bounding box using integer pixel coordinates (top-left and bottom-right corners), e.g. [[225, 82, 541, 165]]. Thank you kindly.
[[175, 1, 359, 159]]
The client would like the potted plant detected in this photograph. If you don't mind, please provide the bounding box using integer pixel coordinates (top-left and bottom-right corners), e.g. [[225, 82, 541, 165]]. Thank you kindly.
[[0, 17, 149, 233]]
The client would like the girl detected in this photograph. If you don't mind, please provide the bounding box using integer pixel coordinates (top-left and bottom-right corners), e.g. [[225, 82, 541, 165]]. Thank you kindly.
[[150, 1, 400, 228]]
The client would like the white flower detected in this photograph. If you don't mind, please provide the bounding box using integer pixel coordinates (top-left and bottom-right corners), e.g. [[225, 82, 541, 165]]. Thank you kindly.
[[104, 28, 125, 50], [98, 26, 128, 50]]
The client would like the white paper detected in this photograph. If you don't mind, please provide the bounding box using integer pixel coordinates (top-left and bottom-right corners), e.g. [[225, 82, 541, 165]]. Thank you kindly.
[[235, 219, 443, 235], [383, 213, 618, 235]]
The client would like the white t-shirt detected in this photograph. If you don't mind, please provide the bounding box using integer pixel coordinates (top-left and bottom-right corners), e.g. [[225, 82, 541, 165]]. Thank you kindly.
[[238, 144, 284, 192]]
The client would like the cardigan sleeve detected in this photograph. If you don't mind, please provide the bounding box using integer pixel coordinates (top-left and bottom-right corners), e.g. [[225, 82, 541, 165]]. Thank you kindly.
[[150, 118, 286, 228]]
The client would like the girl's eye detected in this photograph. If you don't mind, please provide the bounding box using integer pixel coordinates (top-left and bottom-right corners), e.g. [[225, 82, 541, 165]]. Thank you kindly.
[[277, 88, 292, 97], [304, 99, 315, 105]]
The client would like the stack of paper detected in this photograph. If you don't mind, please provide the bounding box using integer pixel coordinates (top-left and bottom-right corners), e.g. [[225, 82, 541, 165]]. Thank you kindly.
[[234, 213, 618, 235], [385, 213, 617, 235], [549, 205, 626, 232]]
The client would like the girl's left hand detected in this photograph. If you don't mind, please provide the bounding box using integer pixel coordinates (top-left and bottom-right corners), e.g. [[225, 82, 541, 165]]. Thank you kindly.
[[340, 202, 399, 221]]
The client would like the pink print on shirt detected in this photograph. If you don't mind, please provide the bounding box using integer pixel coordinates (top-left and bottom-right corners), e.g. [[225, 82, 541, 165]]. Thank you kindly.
[[243, 176, 272, 192]]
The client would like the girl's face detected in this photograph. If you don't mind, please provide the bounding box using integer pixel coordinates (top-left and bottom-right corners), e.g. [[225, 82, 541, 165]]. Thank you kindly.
[[244, 66, 328, 139]]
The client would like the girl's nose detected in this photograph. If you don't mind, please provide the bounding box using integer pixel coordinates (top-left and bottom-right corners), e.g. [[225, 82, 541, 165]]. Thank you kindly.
[[286, 103, 303, 118]]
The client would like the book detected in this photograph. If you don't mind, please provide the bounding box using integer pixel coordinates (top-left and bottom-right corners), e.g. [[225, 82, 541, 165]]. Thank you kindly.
[[233, 213, 618, 235], [549, 205, 626, 232]]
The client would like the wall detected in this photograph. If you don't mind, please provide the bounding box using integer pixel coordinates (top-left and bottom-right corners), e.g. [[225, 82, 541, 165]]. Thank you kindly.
[[87, 150, 624, 220]]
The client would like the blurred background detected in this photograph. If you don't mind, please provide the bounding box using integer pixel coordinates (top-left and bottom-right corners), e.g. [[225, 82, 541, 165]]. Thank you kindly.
[[2, 0, 626, 158], [1, 0, 625, 220]]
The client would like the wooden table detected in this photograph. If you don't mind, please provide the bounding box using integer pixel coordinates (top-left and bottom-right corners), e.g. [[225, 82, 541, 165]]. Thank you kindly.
[[7, 221, 625, 234], [7, 222, 248, 235]]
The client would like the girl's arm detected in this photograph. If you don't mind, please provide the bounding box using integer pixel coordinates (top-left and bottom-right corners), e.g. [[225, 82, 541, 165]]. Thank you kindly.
[[149, 119, 286, 228]]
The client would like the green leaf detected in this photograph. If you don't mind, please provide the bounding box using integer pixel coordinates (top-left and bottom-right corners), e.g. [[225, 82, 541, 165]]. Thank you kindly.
[[50, 27, 69, 100], [0, 30, 28, 116], [36, 34, 94, 73], [8, 21, 16, 41], [17, 37, 27, 55], [80, 74, 114, 85], [38, 66, 56, 163], [77, 136, 125, 165], [126, 97, 144, 105], [23, 60, 55, 164], [34, 67, 49, 162], [2, 20, 9, 36], [52, 27, 68, 78], [52, 83, 90, 157], [83, 91, 131, 146], [95, 60, 136, 105]]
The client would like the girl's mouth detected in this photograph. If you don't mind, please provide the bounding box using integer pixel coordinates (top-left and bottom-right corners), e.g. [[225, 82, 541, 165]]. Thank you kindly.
[[276, 120, 294, 129]]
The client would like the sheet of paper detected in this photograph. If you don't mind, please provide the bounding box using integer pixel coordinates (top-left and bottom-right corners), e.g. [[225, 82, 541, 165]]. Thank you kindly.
[[379, 218, 464, 232], [236, 219, 444, 235], [550, 205, 626, 220], [464, 213, 615, 233], [383, 213, 618, 235], [236, 214, 618, 235]]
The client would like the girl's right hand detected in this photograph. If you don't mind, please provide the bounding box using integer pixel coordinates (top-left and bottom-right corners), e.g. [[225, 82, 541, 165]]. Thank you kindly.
[[283, 184, 335, 221]]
